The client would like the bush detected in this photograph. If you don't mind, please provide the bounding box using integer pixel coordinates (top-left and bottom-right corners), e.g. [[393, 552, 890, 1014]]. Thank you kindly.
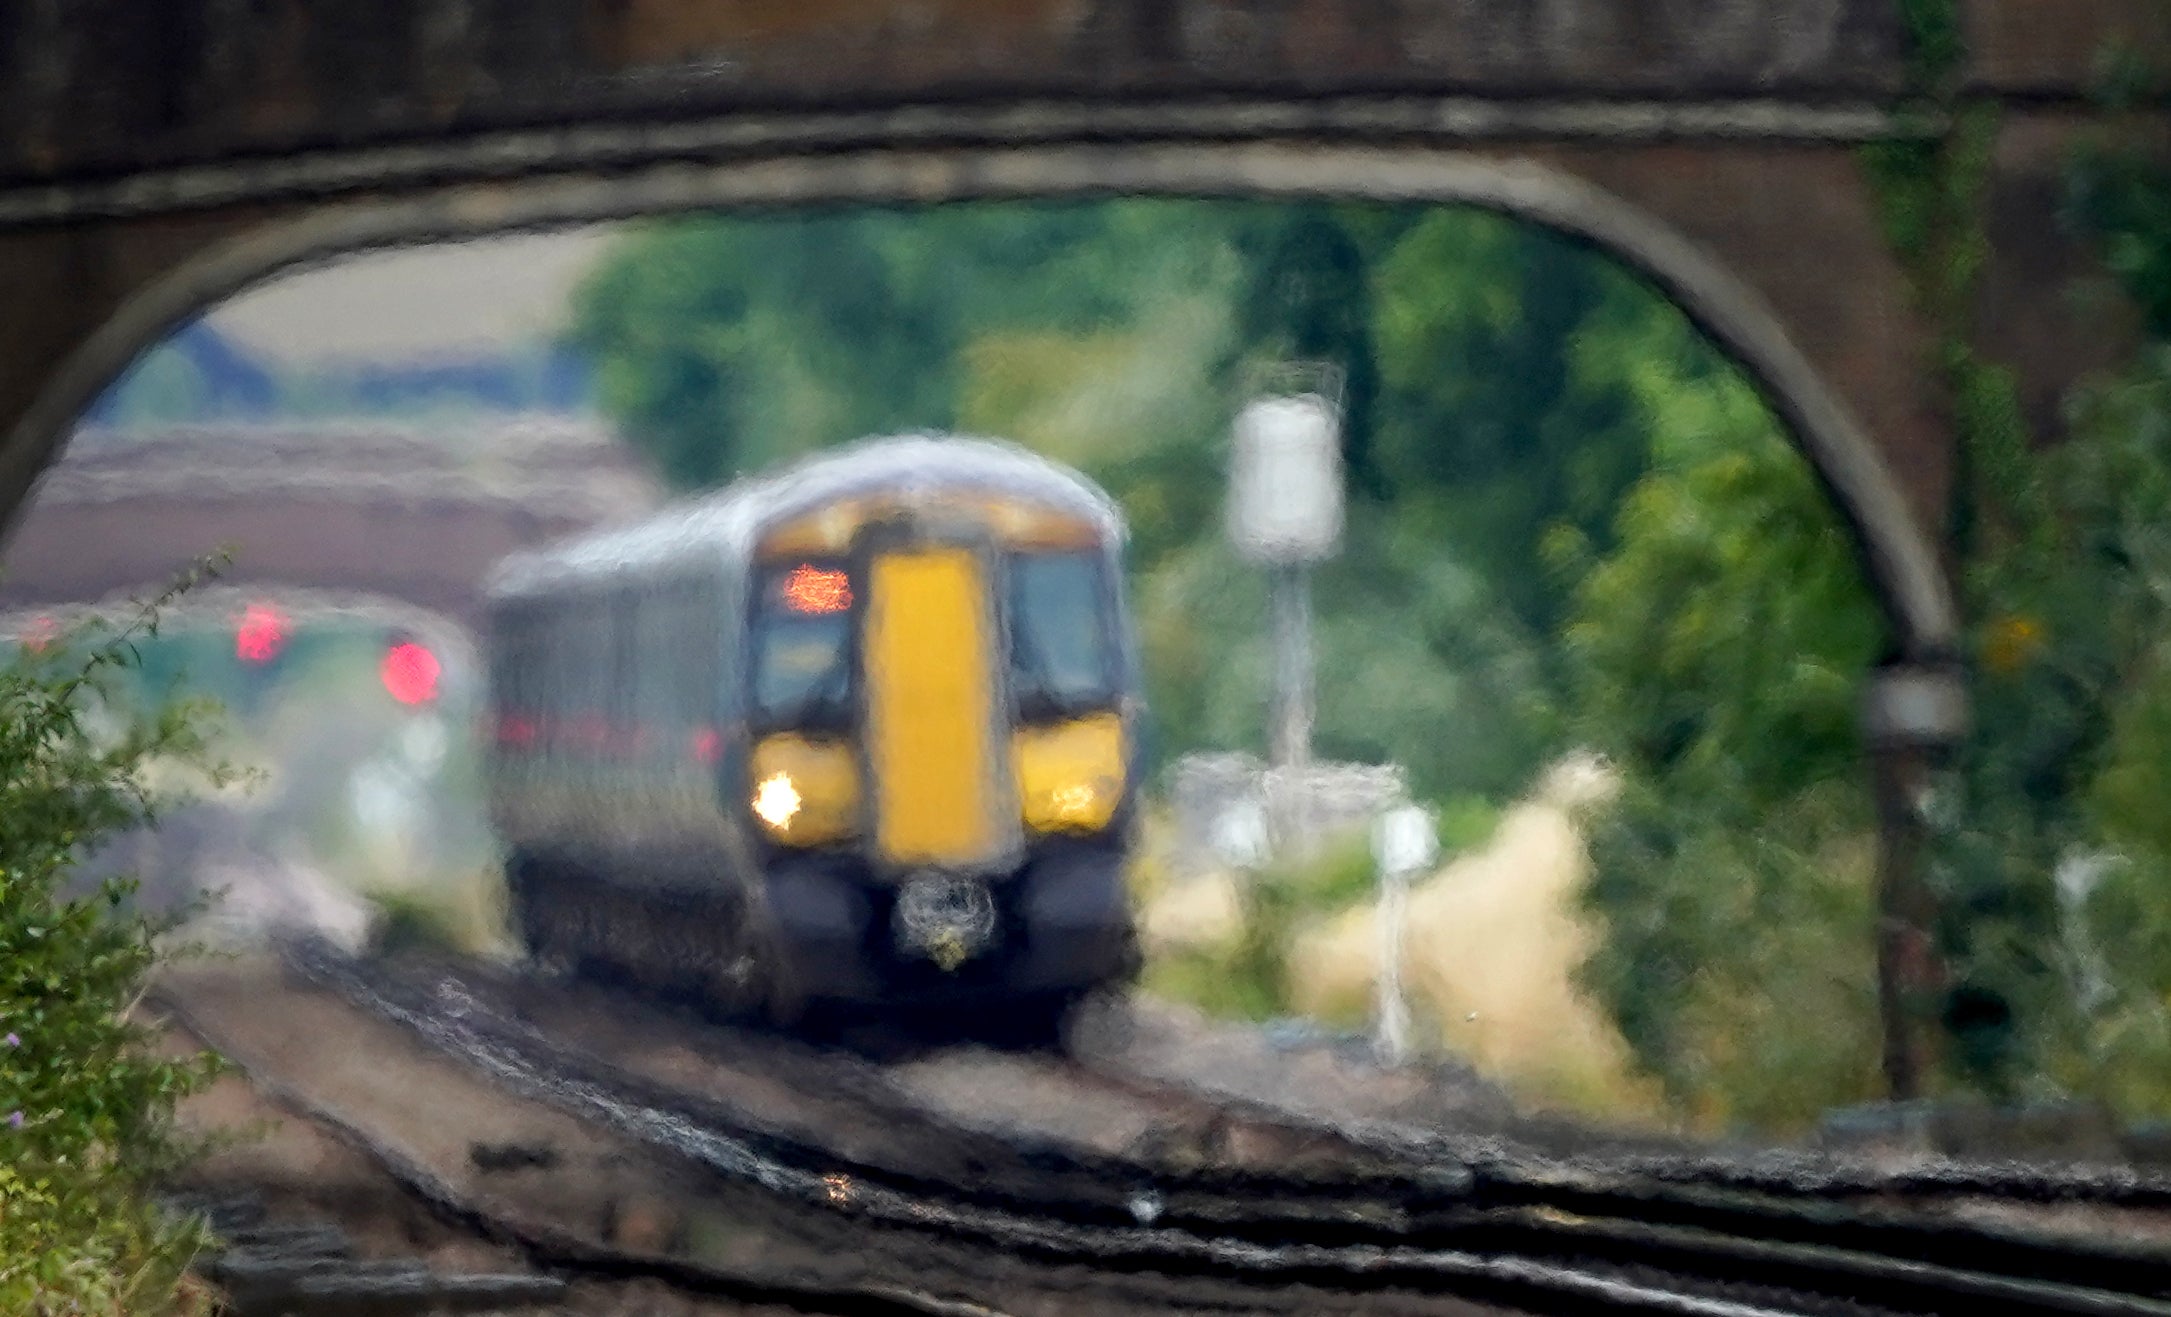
[[364, 871, 513, 962], [1137, 828, 1386, 1025], [0, 568, 234, 1315]]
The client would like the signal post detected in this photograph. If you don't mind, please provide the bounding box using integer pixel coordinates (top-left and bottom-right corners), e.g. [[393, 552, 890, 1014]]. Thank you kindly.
[[1227, 378, 1346, 855]]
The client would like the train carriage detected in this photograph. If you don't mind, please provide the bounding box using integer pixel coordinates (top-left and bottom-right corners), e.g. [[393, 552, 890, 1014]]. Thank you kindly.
[[482, 434, 1144, 1030]]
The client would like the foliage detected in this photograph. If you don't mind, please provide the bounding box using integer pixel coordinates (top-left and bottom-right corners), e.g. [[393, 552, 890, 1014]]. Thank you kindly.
[[567, 201, 1240, 489], [1369, 210, 1673, 639], [564, 191, 1937, 1127], [573, 174, 2171, 1132], [0, 565, 234, 1315], [2069, 141, 2171, 343], [1549, 309, 1888, 1129], [1138, 831, 1381, 1025], [1851, 0, 2171, 1106], [1966, 347, 2171, 1110], [365, 885, 477, 959], [1552, 335, 1884, 813]]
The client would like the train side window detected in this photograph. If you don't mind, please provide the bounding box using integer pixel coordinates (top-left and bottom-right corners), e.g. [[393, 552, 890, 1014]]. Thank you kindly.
[[528, 601, 560, 737], [562, 596, 595, 738], [629, 584, 664, 735], [608, 587, 638, 733], [681, 579, 722, 729], [499, 607, 530, 722], [581, 595, 612, 733]]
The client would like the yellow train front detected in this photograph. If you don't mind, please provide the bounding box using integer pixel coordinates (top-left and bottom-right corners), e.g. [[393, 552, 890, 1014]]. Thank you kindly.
[[483, 435, 1143, 1029]]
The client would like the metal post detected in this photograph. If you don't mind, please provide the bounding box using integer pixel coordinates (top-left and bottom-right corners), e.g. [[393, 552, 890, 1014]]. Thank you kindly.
[[1862, 661, 1968, 1104], [1230, 383, 1341, 860], [1376, 859, 1412, 1067], [1269, 562, 1316, 855], [1872, 744, 1938, 1102], [1269, 562, 1315, 773], [1372, 804, 1436, 1069]]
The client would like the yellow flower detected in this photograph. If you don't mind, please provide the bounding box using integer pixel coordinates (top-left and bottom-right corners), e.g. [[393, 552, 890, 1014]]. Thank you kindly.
[[1983, 615, 2044, 674]]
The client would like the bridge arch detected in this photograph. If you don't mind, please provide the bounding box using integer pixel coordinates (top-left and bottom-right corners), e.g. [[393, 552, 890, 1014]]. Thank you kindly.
[[5, 141, 1955, 658]]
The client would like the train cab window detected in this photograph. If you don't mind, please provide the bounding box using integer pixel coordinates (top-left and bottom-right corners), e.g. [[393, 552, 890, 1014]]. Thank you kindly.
[[1007, 551, 1116, 718], [750, 562, 855, 728]]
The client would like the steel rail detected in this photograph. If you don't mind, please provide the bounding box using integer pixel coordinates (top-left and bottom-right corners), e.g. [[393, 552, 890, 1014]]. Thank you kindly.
[[147, 976, 1003, 1317], [280, 941, 2171, 1316]]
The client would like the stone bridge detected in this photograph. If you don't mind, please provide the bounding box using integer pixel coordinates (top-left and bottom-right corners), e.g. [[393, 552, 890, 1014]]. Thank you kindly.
[[0, 0, 2164, 668], [0, 418, 661, 629]]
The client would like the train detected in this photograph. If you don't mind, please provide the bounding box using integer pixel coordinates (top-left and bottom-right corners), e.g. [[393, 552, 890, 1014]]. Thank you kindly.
[[481, 434, 1146, 1032]]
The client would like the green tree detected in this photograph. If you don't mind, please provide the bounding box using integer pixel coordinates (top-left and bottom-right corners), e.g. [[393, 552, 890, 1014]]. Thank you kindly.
[[1224, 202, 1417, 498], [1371, 211, 1674, 639], [1552, 309, 1888, 1128], [568, 201, 1242, 490]]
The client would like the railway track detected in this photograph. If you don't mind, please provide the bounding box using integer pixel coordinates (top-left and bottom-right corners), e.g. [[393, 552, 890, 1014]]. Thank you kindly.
[[198, 936, 2171, 1316], [158, 1192, 570, 1317]]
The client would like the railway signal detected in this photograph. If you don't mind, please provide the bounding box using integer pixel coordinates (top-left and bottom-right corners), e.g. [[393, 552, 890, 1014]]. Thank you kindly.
[[1228, 365, 1346, 855], [380, 635, 441, 706], [235, 602, 289, 665], [230, 601, 294, 713]]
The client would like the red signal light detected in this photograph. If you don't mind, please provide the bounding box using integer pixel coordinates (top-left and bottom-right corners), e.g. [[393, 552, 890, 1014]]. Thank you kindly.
[[381, 641, 440, 706], [236, 603, 288, 664], [781, 565, 851, 615], [23, 616, 55, 654]]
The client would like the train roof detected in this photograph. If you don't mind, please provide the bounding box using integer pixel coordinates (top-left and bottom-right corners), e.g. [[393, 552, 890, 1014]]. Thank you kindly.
[[483, 433, 1126, 602]]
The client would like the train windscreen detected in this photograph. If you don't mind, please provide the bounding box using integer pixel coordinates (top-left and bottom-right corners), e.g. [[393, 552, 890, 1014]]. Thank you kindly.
[[751, 562, 855, 727], [1007, 551, 1117, 718]]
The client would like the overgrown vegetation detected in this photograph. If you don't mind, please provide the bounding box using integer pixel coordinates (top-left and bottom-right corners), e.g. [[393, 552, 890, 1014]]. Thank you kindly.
[[1840, 6, 2171, 1106], [1137, 832, 1381, 1025], [0, 565, 235, 1314]]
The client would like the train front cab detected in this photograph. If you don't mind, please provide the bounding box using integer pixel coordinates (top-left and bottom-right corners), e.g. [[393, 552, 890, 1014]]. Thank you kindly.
[[735, 502, 1141, 1012]]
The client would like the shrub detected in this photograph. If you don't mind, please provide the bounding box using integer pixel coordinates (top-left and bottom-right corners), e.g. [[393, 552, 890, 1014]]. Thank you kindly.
[[1138, 827, 1394, 1025], [0, 567, 234, 1315], [364, 871, 513, 962]]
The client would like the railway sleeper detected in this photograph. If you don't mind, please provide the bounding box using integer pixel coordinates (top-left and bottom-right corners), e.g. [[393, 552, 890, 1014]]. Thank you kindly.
[[157, 1191, 269, 1234], [217, 1267, 569, 1317], [205, 1223, 355, 1261]]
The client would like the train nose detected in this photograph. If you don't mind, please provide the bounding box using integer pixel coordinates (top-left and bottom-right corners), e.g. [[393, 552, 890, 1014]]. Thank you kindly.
[[892, 873, 998, 972]]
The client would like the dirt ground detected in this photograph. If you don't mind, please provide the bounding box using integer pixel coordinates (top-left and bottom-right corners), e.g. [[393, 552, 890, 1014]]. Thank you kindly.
[[151, 977, 844, 1316]]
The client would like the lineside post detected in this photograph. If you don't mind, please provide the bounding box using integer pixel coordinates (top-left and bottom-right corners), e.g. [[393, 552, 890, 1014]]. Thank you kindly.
[[1371, 802, 1436, 1067], [1862, 659, 1968, 1102]]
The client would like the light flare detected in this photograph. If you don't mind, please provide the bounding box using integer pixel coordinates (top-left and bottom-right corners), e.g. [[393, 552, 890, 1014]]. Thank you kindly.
[[753, 772, 802, 829], [1050, 781, 1101, 821], [782, 564, 852, 614]]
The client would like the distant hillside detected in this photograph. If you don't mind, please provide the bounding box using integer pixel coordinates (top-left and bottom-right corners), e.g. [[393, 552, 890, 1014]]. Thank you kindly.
[[86, 321, 595, 428], [84, 321, 279, 426]]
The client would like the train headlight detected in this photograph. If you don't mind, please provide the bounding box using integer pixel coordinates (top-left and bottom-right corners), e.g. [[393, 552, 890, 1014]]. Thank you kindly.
[[753, 774, 802, 828], [1014, 713, 1125, 834], [750, 734, 860, 844]]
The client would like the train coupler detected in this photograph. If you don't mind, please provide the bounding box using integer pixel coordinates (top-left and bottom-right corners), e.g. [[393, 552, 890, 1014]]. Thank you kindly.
[[892, 874, 998, 972]]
